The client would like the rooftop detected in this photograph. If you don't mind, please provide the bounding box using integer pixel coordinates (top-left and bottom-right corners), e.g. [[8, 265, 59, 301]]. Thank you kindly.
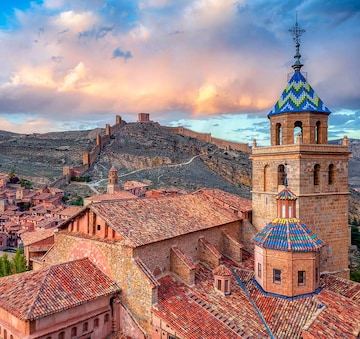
[[0, 258, 120, 320], [268, 72, 331, 117], [253, 218, 325, 252], [90, 190, 248, 247], [155, 254, 360, 339]]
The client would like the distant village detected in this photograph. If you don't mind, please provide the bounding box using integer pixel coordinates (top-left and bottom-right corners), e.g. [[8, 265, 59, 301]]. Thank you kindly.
[[0, 169, 167, 267]]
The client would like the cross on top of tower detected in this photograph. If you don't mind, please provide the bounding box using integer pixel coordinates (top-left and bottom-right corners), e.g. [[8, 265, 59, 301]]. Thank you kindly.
[[289, 12, 305, 72]]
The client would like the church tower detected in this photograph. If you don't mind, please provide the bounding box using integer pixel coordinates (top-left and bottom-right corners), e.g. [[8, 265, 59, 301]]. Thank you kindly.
[[107, 165, 120, 194], [251, 19, 351, 278]]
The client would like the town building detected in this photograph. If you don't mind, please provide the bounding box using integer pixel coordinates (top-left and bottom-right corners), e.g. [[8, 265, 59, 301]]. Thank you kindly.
[[0, 19, 359, 339]]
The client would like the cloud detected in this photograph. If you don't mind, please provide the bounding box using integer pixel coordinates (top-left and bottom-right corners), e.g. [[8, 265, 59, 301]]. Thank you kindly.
[[0, 0, 358, 142], [112, 48, 133, 61]]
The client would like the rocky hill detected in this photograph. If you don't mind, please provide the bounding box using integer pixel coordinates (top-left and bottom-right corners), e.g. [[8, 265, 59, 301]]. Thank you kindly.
[[86, 122, 252, 198], [1, 122, 360, 218]]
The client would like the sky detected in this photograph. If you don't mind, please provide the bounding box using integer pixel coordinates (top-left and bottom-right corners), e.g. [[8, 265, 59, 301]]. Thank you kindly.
[[0, 0, 359, 146]]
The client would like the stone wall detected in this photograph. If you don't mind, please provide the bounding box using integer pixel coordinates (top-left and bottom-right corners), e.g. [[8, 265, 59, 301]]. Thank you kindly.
[[134, 221, 241, 277], [251, 141, 351, 278], [162, 126, 250, 152], [62, 115, 124, 178]]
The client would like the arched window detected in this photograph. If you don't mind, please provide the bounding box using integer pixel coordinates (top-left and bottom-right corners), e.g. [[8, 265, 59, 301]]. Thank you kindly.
[[276, 123, 282, 145], [58, 332, 65, 339], [314, 164, 320, 185], [83, 322, 88, 332], [294, 121, 303, 143], [278, 165, 286, 186], [104, 313, 110, 323], [264, 165, 270, 191], [328, 164, 334, 185], [315, 121, 321, 144], [94, 318, 99, 328], [71, 327, 77, 336], [4, 329, 7, 339]]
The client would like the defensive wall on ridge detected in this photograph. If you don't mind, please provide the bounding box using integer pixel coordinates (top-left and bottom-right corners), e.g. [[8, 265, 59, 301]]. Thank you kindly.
[[52, 113, 250, 187], [161, 126, 251, 153]]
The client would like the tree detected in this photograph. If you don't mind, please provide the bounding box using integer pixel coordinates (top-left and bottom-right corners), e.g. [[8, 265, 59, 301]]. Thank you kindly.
[[11, 249, 27, 274], [0, 254, 12, 277], [351, 225, 360, 250], [70, 196, 84, 206]]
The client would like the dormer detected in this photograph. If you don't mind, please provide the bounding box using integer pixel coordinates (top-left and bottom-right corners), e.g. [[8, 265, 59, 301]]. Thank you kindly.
[[212, 264, 232, 296]]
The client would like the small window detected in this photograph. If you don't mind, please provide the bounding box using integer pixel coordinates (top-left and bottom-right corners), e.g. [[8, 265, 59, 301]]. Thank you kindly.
[[314, 164, 320, 186], [315, 267, 319, 283], [58, 332, 65, 339], [71, 327, 77, 336], [298, 271, 305, 286], [258, 263, 262, 278], [278, 165, 286, 185], [224, 279, 229, 293], [3, 329, 7, 339], [217, 279, 222, 290], [94, 318, 99, 328], [10, 335, 13, 339], [168, 335, 177, 339], [97, 224, 101, 231], [83, 322, 88, 332], [328, 164, 334, 185], [273, 269, 281, 284], [104, 313, 110, 323], [264, 165, 270, 191], [275, 123, 282, 145]]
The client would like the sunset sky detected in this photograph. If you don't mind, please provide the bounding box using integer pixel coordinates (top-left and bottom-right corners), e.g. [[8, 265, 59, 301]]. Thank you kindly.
[[0, 0, 359, 145]]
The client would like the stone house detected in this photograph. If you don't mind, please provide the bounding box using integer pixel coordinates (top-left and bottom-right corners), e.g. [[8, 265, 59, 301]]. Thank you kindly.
[[0, 258, 121, 339]]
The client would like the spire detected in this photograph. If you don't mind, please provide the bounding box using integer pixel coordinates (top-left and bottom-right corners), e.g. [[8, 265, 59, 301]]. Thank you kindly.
[[289, 12, 305, 72]]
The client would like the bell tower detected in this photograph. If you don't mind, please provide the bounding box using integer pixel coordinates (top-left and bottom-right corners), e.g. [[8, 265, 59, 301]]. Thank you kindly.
[[107, 165, 120, 194], [251, 18, 351, 278]]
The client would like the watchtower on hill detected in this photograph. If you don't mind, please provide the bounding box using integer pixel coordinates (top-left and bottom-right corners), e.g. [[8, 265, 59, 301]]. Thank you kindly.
[[251, 19, 351, 278]]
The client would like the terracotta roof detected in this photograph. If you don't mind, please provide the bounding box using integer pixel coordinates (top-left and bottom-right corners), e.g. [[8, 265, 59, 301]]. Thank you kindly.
[[21, 228, 55, 246], [302, 289, 360, 338], [320, 273, 360, 302], [203, 189, 252, 212], [90, 191, 243, 247], [155, 249, 360, 339], [85, 190, 137, 204], [235, 268, 320, 338], [213, 264, 232, 277], [0, 258, 120, 320], [55, 205, 84, 217], [154, 265, 269, 338], [253, 218, 325, 252]]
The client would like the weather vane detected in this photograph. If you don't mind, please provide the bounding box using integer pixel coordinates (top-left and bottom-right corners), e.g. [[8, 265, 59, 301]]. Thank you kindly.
[[289, 12, 305, 72]]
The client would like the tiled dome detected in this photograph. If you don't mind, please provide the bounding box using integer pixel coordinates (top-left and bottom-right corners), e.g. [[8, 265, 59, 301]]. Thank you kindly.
[[268, 72, 331, 117], [253, 218, 325, 252]]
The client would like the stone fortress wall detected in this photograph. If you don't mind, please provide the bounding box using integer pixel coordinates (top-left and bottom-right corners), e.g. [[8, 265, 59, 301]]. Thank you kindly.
[[53, 113, 250, 187], [162, 126, 251, 153]]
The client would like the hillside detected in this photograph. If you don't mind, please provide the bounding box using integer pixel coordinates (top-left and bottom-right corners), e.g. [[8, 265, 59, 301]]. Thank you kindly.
[[0, 123, 360, 218]]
